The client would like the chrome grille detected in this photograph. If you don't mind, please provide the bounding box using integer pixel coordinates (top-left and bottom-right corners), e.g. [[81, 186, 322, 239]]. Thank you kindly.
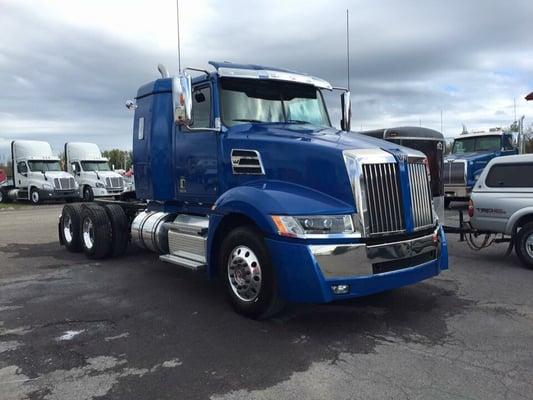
[[443, 161, 466, 185], [53, 177, 75, 190], [407, 163, 433, 229], [362, 163, 404, 234], [105, 177, 124, 189]]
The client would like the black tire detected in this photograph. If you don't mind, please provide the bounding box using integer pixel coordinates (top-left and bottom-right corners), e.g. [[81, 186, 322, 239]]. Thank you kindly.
[[83, 186, 94, 202], [0, 189, 10, 203], [30, 188, 41, 205], [59, 204, 83, 252], [103, 204, 129, 257], [515, 222, 533, 269], [444, 198, 451, 209], [80, 203, 112, 259], [219, 226, 285, 319]]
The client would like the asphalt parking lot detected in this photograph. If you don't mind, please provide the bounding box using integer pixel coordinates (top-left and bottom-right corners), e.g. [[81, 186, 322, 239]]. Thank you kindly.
[[1, 205, 533, 400]]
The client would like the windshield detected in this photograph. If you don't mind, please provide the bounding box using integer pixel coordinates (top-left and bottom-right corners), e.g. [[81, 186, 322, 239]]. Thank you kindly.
[[452, 136, 501, 154], [220, 78, 331, 127], [28, 160, 61, 172], [81, 161, 111, 172]]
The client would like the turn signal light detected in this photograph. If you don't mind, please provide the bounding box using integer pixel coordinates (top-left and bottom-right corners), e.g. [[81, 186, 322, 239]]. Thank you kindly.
[[331, 284, 350, 295]]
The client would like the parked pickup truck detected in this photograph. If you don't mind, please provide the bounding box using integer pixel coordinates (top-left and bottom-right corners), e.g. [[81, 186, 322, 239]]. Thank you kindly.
[[469, 154, 533, 267], [58, 62, 448, 319], [444, 129, 517, 206]]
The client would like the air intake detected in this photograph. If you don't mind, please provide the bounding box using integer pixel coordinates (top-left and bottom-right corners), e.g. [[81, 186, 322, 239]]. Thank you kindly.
[[231, 149, 264, 175]]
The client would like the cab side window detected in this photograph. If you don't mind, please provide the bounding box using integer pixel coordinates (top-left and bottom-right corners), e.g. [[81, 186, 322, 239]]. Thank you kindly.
[[71, 162, 81, 174], [17, 161, 27, 175], [191, 85, 211, 129], [486, 163, 533, 188]]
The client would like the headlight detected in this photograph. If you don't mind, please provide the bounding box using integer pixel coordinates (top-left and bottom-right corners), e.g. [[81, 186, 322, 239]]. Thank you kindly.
[[42, 182, 54, 190], [271, 215, 356, 238], [74, 181, 79, 189], [95, 182, 105, 188]]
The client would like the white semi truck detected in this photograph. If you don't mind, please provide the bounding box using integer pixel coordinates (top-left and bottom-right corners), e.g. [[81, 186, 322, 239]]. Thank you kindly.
[[0, 140, 79, 204], [64, 142, 127, 201]]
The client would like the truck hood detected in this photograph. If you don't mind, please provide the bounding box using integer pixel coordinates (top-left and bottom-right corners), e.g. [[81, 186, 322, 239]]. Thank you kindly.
[[226, 123, 420, 154], [87, 171, 123, 179], [445, 151, 497, 162], [33, 171, 73, 180], [223, 123, 425, 209]]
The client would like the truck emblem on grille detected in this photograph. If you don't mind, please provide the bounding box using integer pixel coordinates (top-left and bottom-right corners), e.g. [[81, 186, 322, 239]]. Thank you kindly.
[[396, 154, 408, 163]]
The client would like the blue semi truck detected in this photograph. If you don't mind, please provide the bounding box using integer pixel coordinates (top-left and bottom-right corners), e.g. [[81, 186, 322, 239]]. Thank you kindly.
[[58, 62, 448, 319], [444, 129, 518, 206]]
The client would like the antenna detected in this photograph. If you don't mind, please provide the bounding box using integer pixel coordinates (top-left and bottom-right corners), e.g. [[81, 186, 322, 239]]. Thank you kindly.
[[176, 0, 182, 73], [346, 9, 350, 91]]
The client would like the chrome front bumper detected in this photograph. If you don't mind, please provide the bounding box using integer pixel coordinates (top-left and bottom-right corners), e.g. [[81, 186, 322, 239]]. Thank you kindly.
[[309, 228, 440, 278], [444, 185, 469, 198]]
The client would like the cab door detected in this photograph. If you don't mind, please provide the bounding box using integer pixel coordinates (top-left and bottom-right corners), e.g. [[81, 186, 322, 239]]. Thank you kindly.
[[16, 161, 29, 189], [175, 81, 218, 206]]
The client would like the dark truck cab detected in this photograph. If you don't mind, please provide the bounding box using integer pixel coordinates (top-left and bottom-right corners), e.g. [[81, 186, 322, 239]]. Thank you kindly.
[[444, 129, 517, 205], [360, 127, 445, 221]]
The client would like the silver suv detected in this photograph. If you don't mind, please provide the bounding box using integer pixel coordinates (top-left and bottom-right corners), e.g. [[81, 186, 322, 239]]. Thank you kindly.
[[470, 154, 533, 268]]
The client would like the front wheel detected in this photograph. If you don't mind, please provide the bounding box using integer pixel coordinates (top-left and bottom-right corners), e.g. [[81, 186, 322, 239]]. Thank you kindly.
[[516, 222, 533, 269], [0, 189, 9, 203], [219, 226, 285, 319], [30, 188, 40, 205], [83, 186, 94, 202]]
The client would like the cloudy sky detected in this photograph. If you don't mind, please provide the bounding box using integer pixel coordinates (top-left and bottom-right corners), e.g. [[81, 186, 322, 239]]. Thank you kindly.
[[1, 0, 532, 152]]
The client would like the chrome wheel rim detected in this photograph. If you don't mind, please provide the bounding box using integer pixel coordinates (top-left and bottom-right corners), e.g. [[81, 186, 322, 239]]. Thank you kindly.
[[82, 218, 94, 250], [63, 214, 73, 244], [31, 191, 39, 203], [227, 245, 262, 302], [526, 234, 533, 259]]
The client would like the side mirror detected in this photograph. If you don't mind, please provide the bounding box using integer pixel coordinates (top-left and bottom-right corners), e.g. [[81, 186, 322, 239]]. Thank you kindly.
[[72, 164, 76, 172], [340, 91, 352, 132], [172, 74, 193, 126]]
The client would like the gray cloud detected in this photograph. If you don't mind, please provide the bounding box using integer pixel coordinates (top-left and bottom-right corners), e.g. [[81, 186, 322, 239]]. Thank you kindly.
[[1, 0, 532, 153]]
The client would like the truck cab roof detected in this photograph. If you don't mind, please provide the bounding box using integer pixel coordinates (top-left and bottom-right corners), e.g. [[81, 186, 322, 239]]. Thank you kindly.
[[136, 61, 333, 99], [361, 126, 444, 141]]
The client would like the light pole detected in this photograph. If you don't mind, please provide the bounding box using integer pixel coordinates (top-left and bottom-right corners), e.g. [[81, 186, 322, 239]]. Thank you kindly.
[[522, 92, 532, 153]]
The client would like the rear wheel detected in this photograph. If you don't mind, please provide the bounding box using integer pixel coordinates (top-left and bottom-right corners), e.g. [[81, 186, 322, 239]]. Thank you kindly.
[[516, 222, 533, 269], [60, 204, 83, 252], [83, 186, 94, 202], [219, 226, 285, 319], [80, 204, 112, 259], [30, 188, 40, 205], [103, 204, 129, 257], [0, 189, 9, 203]]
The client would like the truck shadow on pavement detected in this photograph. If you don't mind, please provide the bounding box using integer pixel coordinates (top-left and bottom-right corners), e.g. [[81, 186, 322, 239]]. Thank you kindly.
[[1, 241, 474, 399]]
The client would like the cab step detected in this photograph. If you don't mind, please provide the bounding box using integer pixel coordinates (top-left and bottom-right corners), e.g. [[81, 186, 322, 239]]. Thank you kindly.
[[159, 214, 209, 272], [159, 254, 205, 271]]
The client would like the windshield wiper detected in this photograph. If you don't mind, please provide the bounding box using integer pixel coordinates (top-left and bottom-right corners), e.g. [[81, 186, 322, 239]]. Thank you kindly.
[[286, 119, 311, 124], [232, 119, 265, 123]]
